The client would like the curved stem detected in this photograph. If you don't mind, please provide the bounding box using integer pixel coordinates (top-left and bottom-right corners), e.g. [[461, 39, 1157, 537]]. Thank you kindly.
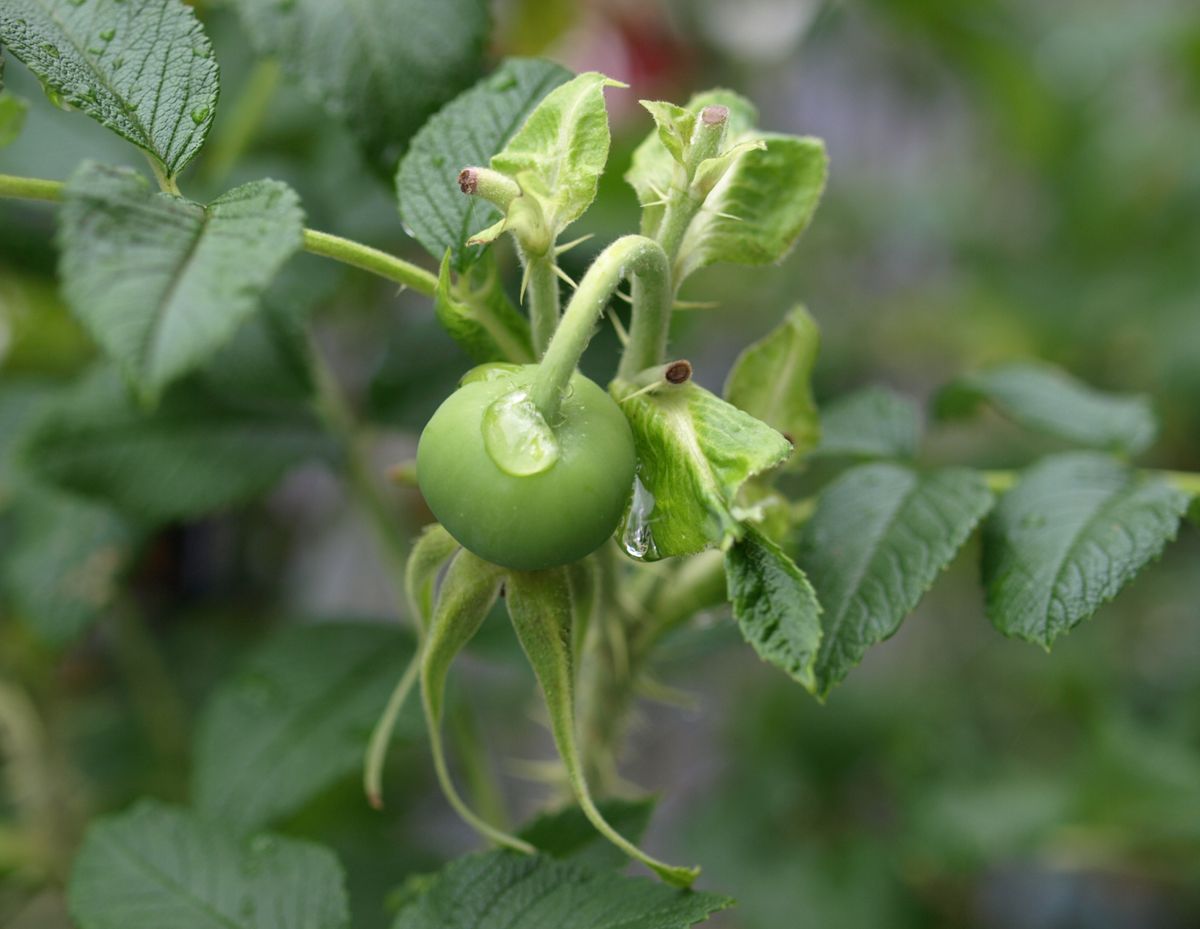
[[524, 253, 561, 357], [0, 174, 62, 202], [363, 649, 420, 809], [531, 235, 670, 418], [302, 229, 437, 296]]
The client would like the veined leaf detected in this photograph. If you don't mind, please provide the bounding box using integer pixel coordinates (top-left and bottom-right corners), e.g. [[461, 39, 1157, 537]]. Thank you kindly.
[[433, 251, 535, 363], [798, 464, 993, 696], [936, 361, 1157, 455], [613, 380, 792, 560], [68, 800, 349, 929], [724, 305, 820, 458], [397, 58, 571, 270], [0, 0, 218, 176], [813, 385, 922, 460], [59, 163, 304, 400], [237, 0, 488, 174], [725, 525, 822, 692], [392, 849, 731, 929], [982, 453, 1187, 647], [194, 623, 419, 833]]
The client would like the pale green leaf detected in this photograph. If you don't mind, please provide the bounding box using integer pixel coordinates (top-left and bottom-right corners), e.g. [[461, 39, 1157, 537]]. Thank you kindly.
[[724, 305, 820, 458], [392, 850, 731, 929], [59, 163, 304, 400], [491, 71, 624, 236], [798, 464, 993, 696], [433, 250, 534, 363], [518, 799, 656, 871], [982, 453, 1187, 647], [937, 361, 1157, 455], [194, 623, 419, 832], [725, 525, 822, 691], [813, 385, 923, 460], [614, 380, 792, 560], [397, 57, 571, 270], [639, 99, 694, 165], [0, 0, 218, 176], [237, 0, 488, 173], [68, 800, 349, 929], [0, 84, 28, 148]]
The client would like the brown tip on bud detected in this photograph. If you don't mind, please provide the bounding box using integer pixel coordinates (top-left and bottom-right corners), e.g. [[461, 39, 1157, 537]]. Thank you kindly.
[[665, 360, 693, 385], [457, 168, 478, 195], [782, 432, 795, 448], [700, 105, 729, 126], [368, 792, 384, 811]]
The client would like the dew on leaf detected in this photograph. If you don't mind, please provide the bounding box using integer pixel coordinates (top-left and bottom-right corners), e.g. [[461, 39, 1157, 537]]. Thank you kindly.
[[190, 105, 210, 125], [622, 476, 661, 561], [41, 43, 60, 59], [99, 27, 116, 41]]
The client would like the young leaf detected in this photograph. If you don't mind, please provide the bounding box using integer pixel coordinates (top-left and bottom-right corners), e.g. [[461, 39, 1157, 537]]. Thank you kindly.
[[724, 305, 820, 458], [614, 380, 792, 560], [640, 100, 695, 166], [59, 163, 304, 400], [797, 464, 994, 696], [936, 361, 1157, 455], [392, 849, 731, 929], [725, 525, 822, 692], [236, 0, 488, 174], [506, 568, 699, 887], [433, 251, 535, 363], [812, 385, 923, 460], [397, 57, 571, 270], [0, 0, 218, 177], [405, 522, 460, 632], [518, 798, 656, 871], [193, 623, 419, 833], [69, 800, 349, 929], [982, 453, 1188, 648]]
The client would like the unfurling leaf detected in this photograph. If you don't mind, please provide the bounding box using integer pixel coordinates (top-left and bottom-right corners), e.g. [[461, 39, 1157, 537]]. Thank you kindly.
[[433, 251, 535, 364], [982, 453, 1187, 647], [613, 380, 792, 560], [798, 464, 994, 697], [405, 522, 460, 632], [812, 385, 923, 460]]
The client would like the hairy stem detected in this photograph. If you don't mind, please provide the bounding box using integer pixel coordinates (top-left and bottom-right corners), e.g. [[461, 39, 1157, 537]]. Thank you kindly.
[[524, 253, 561, 357]]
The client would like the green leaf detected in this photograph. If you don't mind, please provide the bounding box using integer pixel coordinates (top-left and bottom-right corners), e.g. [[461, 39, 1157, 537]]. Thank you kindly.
[[392, 850, 731, 929], [982, 453, 1188, 648], [614, 380, 792, 560], [0, 0, 218, 177], [405, 522, 459, 632], [433, 251, 535, 363], [724, 306, 820, 458], [798, 464, 994, 696], [237, 0, 489, 174], [518, 799, 656, 871], [491, 71, 625, 237], [194, 623, 419, 833], [936, 361, 1157, 455], [639, 99, 695, 166], [812, 385, 922, 460], [0, 56, 28, 147], [397, 57, 571, 270], [68, 800, 349, 929], [725, 525, 822, 692], [59, 163, 304, 400], [22, 365, 332, 522]]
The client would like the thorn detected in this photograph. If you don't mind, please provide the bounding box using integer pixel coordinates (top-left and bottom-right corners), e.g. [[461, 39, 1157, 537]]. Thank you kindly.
[[555, 233, 593, 256], [614, 289, 633, 305], [552, 264, 577, 289], [713, 210, 743, 222], [519, 262, 531, 302], [641, 198, 667, 208], [673, 299, 720, 310], [608, 309, 629, 346], [618, 381, 660, 404], [646, 181, 669, 201]]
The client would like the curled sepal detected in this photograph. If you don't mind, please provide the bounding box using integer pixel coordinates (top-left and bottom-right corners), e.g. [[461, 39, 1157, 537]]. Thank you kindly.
[[433, 251, 535, 364], [506, 568, 700, 887], [420, 550, 533, 853], [404, 522, 460, 634]]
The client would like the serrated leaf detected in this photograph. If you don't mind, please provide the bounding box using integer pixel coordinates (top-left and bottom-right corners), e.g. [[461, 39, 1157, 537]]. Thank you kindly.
[[392, 849, 731, 929], [614, 381, 792, 560], [194, 623, 419, 832], [518, 799, 656, 871], [812, 385, 923, 460], [725, 525, 822, 691], [237, 0, 488, 174], [491, 71, 624, 236], [59, 163, 303, 399], [724, 305, 820, 458], [798, 464, 993, 696], [936, 362, 1157, 455], [982, 453, 1187, 647], [0, 0, 218, 176], [397, 57, 571, 270], [22, 364, 332, 522], [433, 250, 535, 363], [68, 800, 349, 929]]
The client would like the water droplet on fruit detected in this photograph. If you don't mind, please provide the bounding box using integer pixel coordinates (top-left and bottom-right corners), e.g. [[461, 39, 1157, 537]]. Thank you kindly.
[[190, 105, 210, 124], [621, 476, 660, 561], [483, 390, 560, 477]]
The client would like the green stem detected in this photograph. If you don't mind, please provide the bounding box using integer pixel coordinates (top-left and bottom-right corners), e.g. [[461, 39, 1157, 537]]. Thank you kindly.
[[146, 154, 181, 196], [0, 174, 62, 202], [363, 649, 420, 809], [200, 58, 282, 188], [302, 229, 438, 296], [982, 468, 1200, 497], [524, 253, 561, 357]]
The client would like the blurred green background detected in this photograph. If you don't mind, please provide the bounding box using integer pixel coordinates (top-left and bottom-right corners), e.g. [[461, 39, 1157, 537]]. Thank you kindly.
[[2, 0, 1199, 926]]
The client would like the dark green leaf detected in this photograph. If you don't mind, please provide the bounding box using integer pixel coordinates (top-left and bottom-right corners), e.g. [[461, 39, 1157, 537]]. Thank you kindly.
[[937, 362, 1157, 455], [812, 385, 922, 460], [518, 799, 656, 871], [432, 251, 534, 363], [59, 163, 304, 400], [68, 800, 349, 929], [0, 0, 218, 176], [982, 453, 1187, 647], [725, 525, 822, 692], [392, 849, 731, 929], [798, 464, 993, 696], [397, 57, 571, 270], [237, 0, 489, 174]]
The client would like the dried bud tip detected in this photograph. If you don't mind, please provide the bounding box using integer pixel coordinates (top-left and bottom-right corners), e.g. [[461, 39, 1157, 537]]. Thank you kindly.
[[700, 105, 729, 126], [457, 168, 479, 195], [782, 432, 795, 448], [665, 360, 693, 385]]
